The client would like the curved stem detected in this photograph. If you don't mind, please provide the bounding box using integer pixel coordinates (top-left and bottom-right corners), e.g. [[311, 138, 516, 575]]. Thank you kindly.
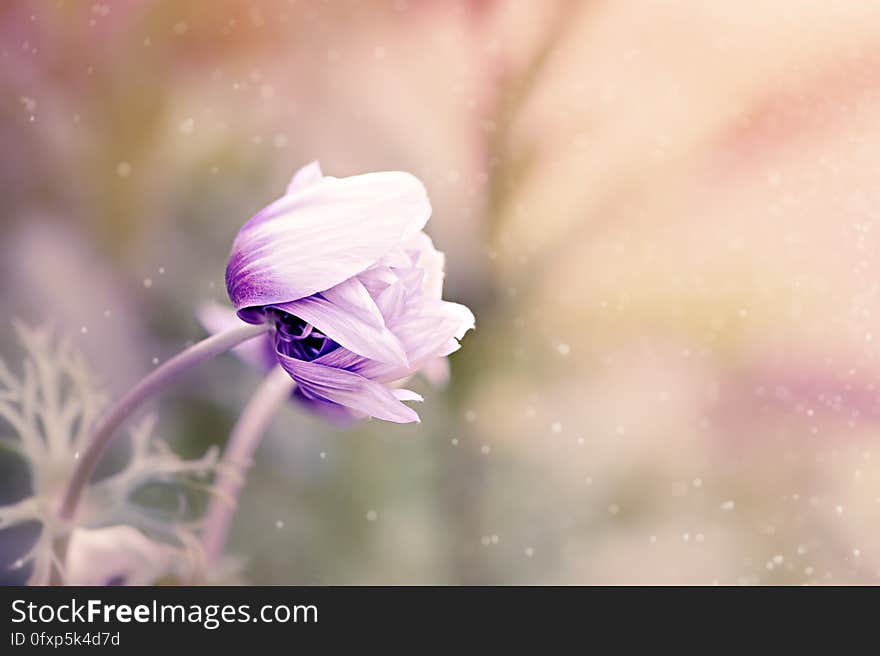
[[58, 323, 270, 521], [202, 365, 295, 565]]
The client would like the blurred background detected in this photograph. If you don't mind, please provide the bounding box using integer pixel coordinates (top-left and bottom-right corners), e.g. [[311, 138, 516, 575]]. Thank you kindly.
[[3, 0, 880, 584]]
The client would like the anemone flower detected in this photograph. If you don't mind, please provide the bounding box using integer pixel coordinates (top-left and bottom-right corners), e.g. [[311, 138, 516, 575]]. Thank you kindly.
[[224, 161, 474, 424]]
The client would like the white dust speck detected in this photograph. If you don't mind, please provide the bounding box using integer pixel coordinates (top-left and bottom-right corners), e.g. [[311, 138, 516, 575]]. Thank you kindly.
[[275, 520, 284, 529], [273, 133, 288, 149], [451, 438, 459, 445], [720, 500, 735, 511], [178, 117, 195, 134], [143, 277, 153, 288], [366, 510, 378, 522], [551, 422, 562, 433], [524, 547, 534, 557], [557, 343, 571, 355], [116, 161, 131, 177], [480, 445, 491, 455]]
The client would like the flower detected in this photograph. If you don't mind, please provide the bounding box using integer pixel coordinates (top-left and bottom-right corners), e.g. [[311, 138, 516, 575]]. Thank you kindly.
[[222, 162, 474, 423], [64, 525, 197, 586]]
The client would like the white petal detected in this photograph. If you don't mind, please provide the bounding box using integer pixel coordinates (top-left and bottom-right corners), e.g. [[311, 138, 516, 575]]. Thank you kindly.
[[420, 357, 451, 387], [65, 526, 179, 586], [404, 231, 446, 300], [286, 161, 324, 193], [315, 301, 471, 383], [392, 388, 424, 402], [227, 170, 431, 312]]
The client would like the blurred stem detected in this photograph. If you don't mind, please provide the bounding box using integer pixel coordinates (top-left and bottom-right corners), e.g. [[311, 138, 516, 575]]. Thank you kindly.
[[57, 323, 270, 521], [49, 534, 69, 585], [202, 365, 295, 565]]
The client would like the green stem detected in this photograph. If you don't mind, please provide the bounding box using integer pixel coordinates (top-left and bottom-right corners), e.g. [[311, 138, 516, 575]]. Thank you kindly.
[[57, 323, 269, 521], [202, 366, 295, 565]]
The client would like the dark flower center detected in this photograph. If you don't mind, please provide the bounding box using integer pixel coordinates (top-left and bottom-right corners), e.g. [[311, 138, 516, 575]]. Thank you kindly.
[[267, 308, 338, 362]]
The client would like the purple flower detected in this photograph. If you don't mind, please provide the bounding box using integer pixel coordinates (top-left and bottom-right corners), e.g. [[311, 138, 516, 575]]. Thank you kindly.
[[218, 162, 474, 423]]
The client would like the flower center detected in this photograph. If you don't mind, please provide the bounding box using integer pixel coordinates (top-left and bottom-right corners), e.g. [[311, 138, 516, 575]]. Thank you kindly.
[[267, 308, 338, 362]]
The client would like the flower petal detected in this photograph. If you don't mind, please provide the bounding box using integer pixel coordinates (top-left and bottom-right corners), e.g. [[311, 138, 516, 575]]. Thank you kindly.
[[392, 388, 424, 402], [321, 276, 388, 329], [291, 387, 359, 425], [315, 300, 473, 383], [286, 161, 324, 193], [404, 231, 446, 300], [227, 170, 431, 315], [420, 357, 451, 387], [65, 526, 178, 586], [357, 265, 399, 294], [273, 276, 408, 366], [374, 278, 408, 318], [276, 351, 420, 423], [422, 300, 475, 340]]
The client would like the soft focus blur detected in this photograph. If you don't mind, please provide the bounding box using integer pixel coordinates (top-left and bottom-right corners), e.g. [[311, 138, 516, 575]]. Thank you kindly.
[[3, 0, 880, 584]]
